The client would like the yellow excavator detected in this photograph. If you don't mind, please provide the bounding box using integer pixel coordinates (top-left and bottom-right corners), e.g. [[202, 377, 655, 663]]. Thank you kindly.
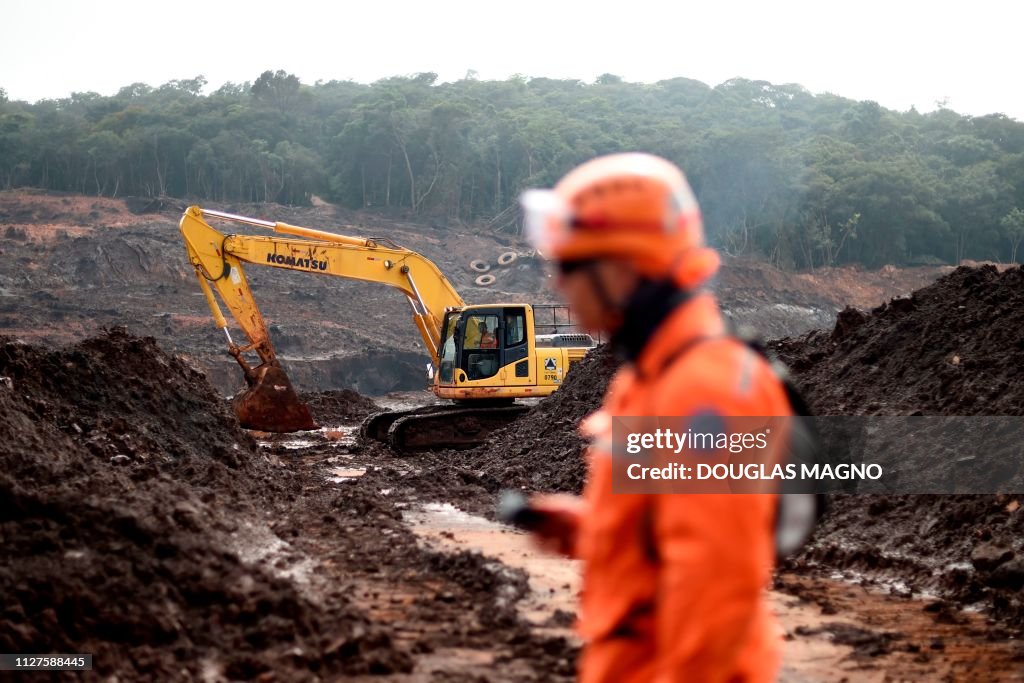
[[179, 206, 596, 451]]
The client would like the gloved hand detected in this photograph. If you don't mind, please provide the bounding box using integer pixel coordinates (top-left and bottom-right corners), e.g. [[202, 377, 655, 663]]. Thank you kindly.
[[527, 493, 586, 558]]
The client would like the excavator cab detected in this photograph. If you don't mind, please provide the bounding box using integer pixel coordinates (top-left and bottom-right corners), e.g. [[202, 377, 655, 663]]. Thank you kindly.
[[437, 306, 531, 391]]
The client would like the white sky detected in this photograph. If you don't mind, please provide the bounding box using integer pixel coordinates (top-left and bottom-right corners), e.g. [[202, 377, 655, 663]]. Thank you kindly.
[[3, 0, 1022, 121]]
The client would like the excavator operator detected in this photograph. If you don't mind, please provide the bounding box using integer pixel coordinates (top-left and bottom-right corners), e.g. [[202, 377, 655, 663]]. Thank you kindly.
[[479, 321, 498, 349], [519, 153, 791, 682]]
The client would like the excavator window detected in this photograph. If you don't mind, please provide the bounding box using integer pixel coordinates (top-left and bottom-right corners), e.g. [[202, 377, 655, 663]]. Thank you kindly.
[[464, 315, 499, 349], [505, 310, 525, 346], [463, 314, 500, 380], [439, 313, 461, 384]]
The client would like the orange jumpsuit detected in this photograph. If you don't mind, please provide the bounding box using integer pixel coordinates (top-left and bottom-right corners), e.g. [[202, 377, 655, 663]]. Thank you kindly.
[[569, 292, 790, 683]]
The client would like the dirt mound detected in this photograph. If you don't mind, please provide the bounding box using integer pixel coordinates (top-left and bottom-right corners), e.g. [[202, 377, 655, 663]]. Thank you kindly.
[[0, 328, 408, 679], [770, 265, 1024, 416], [0, 327, 254, 473], [769, 266, 1024, 629], [300, 389, 381, 425]]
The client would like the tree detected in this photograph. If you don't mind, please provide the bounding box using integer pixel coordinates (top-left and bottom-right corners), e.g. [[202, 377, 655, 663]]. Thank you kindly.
[[1001, 208, 1024, 263], [158, 76, 207, 97], [251, 70, 301, 111], [82, 130, 125, 195]]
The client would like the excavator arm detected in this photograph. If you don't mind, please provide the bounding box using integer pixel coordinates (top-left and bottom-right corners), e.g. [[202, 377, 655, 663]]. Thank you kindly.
[[179, 205, 466, 431]]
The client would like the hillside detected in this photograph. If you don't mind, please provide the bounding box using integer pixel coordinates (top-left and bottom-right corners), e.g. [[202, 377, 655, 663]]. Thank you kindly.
[[0, 190, 949, 395]]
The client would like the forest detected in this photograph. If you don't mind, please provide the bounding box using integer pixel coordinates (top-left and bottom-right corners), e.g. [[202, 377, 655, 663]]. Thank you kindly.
[[2, 70, 1024, 269]]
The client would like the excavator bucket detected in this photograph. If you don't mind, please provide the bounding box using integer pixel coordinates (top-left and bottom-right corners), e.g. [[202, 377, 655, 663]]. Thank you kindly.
[[231, 364, 316, 432]]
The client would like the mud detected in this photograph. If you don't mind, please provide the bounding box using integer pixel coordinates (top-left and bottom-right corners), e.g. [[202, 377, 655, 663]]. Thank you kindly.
[[0, 329, 581, 681], [770, 266, 1024, 631], [408, 503, 1024, 682], [5, 193, 1023, 679], [472, 344, 620, 495], [263, 447, 580, 681], [300, 388, 381, 425], [773, 574, 1024, 681], [0, 329, 407, 679], [771, 265, 1024, 416]]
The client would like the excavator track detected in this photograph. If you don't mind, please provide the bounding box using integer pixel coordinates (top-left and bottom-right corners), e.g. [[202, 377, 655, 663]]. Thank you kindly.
[[360, 405, 454, 444], [361, 404, 529, 452]]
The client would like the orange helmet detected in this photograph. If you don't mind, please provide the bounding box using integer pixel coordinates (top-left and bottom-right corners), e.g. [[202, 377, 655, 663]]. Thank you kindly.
[[522, 153, 719, 288]]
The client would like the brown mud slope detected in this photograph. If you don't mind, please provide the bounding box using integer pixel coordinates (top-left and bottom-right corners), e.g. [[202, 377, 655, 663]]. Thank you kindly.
[[300, 388, 381, 425], [0, 329, 576, 681], [771, 264, 1024, 416], [770, 265, 1024, 630], [466, 344, 620, 495], [0, 329, 407, 679]]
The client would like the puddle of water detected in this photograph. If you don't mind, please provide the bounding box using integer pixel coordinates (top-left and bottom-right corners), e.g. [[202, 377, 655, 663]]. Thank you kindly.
[[372, 390, 443, 413], [254, 425, 359, 452], [827, 569, 930, 600], [327, 467, 367, 483], [227, 520, 320, 600], [264, 439, 319, 450]]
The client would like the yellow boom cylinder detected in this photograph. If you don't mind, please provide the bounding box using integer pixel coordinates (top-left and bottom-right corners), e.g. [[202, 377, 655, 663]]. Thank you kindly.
[[195, 271, 229, 331], [273, 222, 374, 247]]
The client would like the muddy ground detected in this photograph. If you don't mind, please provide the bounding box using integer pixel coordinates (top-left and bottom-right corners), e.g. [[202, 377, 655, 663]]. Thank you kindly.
[[403, 266, 1024, 629], [3, 192, 1024, 681], [769, 265, 1024, 634], [0, 330, 575, 681], [3, 312, 1024, 679]]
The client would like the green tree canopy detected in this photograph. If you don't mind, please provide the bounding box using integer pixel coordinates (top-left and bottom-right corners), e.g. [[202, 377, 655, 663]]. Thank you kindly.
[[3, 71, 1024, 268]]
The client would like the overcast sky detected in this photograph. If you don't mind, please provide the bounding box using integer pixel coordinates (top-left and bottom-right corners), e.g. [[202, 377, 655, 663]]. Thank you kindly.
[[3, 0, 1021, 120]]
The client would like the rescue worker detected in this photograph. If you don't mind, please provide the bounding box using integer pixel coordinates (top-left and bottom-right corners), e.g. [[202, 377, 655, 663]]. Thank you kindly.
[[519, 153, 791, 682], [479, 321, 498, 348]]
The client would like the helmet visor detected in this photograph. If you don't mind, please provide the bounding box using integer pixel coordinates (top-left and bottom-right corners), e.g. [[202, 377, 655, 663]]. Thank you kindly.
[[520, 189, 570, 258]]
